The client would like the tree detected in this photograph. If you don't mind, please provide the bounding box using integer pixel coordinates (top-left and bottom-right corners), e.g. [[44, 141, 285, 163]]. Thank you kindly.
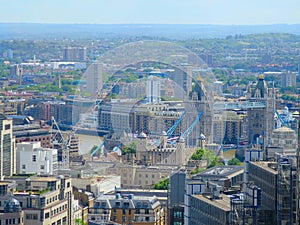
[[228, 158, 243, 166], [122, 142, 137, 155], [191, 148, 205, 160], [152, 177, 169, 190], [75, 218, 87, 225], [191, 148, 224, 169]]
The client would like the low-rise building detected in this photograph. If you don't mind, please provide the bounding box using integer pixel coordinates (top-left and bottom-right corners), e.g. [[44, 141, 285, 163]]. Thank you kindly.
[[16, 142, 58, 175], [0, 176, 85, 225], [88, 194, 164, 225]]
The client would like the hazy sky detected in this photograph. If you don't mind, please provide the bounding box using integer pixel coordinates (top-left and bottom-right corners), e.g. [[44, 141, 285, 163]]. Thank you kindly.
[[1, 0, 299, 24]]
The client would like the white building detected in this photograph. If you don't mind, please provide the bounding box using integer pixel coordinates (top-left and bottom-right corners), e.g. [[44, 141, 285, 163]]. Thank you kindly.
[[16, 142, 58, 175], [146, 75, 161, 103]]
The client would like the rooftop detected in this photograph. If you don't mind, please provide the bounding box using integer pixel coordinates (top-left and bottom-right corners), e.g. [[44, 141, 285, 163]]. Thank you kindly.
[[249, 161, 277, 175], [28, 176, 58, 182], [195, 165, 244, 178], [193, 194, 231, 211]]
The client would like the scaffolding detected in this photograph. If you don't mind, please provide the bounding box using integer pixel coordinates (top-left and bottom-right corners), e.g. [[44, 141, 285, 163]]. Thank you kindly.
[[277, 157, 297, 225], [230, 183, 261, 225]]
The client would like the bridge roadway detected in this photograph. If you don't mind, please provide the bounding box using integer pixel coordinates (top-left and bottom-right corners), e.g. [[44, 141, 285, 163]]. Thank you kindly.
[[213, 101, 265, 111]]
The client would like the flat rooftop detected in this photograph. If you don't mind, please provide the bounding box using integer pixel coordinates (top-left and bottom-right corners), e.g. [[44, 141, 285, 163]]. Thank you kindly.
[[195, 165, 243, 178], [28, 176, 58, 182], [193, 194, 231, 212], [249, 161, 278, 175]]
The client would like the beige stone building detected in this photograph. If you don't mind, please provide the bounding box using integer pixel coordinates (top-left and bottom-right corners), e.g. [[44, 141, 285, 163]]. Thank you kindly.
[[88, 194, 164, 225], [0, 176, 86, 225]]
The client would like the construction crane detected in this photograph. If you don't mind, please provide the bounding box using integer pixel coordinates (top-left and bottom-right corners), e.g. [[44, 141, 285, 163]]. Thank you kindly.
[[167, 111, 203, 145], [181, 111, 203, 140], [91, 142, 105, 157], [50, 116, 71, 169], [166, 111, 186, 138]]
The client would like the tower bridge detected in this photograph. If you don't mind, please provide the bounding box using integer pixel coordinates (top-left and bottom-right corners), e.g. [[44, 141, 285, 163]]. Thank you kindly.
[[213, 101, 266, 111]]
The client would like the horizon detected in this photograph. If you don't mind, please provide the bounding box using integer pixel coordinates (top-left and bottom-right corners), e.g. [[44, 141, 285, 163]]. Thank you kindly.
[[0, 0, 299, 25], [1, 22, 300, 25]]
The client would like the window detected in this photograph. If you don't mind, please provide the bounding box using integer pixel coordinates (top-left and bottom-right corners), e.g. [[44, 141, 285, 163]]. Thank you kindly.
[[62, 217, 67, 225], [26, 214, 38, 220], [22, 165, 26, 169], [174, 211, 183, 218], [5, 124, 10, 130], [40, 165, 45, 170], [45, 212, 50, 218], [122, 216, 126, 222], [32, 155, 36, 162], [123, 209, 126, 214]]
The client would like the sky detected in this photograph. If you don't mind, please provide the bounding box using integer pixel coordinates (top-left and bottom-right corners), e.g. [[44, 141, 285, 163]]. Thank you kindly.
[[0, 0, 300, 25]]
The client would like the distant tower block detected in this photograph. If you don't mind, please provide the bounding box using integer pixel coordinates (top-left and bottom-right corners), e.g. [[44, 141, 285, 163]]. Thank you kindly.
[[247, 75, 275, 144], [57, 74, 62, 89], [171, 66, 192, 100], [146, 76, 160, 103], [10, 65, 23, 85], [63, 46, 87, 61], [85, 62, 103, 96]]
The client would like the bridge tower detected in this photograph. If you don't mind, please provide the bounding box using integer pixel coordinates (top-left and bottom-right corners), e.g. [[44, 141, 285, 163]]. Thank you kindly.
[[246, 75, 275, 145]]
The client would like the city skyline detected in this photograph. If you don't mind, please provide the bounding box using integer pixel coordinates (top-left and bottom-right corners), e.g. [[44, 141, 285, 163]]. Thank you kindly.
[[0, 0, 300, 25]]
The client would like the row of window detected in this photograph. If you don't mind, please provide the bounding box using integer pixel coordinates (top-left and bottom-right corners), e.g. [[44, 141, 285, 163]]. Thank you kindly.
[[46, 194, 60, 205], [0, 218, 21, 225], [50, 203, 68, 217], [51, 216, 67, 225]]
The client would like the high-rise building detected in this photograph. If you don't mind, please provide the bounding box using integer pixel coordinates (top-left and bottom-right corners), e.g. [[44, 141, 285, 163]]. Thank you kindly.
[[85, 62, 103, 96], [63, 47, 87, 62], [170, 66, 192, 100], [146, 76, 161, 103], [10, 65, 23, 85], [281, 71, 297, 87], [0, 114, 15, 180]]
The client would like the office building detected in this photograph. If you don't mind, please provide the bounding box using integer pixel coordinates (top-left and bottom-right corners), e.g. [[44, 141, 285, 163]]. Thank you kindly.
[[189, 193, 231, 225], [16, 142, 58, 175], [247, 157, 297, 225], [0, 114, 15, 180]]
